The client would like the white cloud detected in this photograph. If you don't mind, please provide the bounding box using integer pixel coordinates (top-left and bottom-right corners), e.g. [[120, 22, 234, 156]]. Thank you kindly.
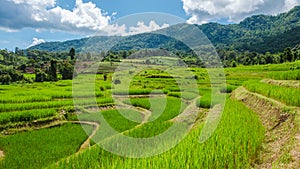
[[0, 0, 170, 36], [100, 24, 127, 36], [182, 0, 300, 24], [11, 0, 56, 8], [48, 0, 111, 31], [127, 21, 170, 35], [94, 21, 170, 36], [285, 0, 300, 9], [0, 0, 112, 34], [28, 38, 45, 47]]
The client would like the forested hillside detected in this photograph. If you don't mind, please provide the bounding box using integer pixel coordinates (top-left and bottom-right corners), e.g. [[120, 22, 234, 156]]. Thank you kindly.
[[29, 6, 300, 54]]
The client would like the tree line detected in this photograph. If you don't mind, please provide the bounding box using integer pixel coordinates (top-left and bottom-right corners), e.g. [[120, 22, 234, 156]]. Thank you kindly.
[[217, 47, 300, 67], [0, 48, 76, 84], [1, 45, 300, 84]]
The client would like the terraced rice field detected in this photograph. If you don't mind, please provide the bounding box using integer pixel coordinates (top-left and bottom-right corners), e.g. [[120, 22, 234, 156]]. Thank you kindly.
[[0, 62, 299, 168]]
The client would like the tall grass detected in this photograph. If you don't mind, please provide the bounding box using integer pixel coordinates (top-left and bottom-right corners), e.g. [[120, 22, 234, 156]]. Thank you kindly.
[[244, 80, 300, 106], [0, 123, 93, 169], [0, 108, 57, 125], [123, 97, 185, 122], [51, 99, 265, 168], [196, 88, 226, 109], [102, 109, 142, 132], [268, 70, 300, 80], [0, 98, 114, 112]]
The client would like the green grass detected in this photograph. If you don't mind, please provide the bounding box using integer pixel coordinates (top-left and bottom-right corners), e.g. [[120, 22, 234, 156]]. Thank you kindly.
[[196, 88, 226, 108], [0, 98, 114, 112], [0, 123, 93, 169], [102, 109, 142, 132], [220, 85, 238, 93], [112, 89, 164, 95], [51, 99, 265, 168], [244, 80, 300, 106], [2, 61, 299, 168], [268, 70, 300, 80], [125, 121, 173, 138], [123, 97, 151, 109], [76, 109, 143, 143], [0, 108, 58, 125], [124, 97, 185, 122]]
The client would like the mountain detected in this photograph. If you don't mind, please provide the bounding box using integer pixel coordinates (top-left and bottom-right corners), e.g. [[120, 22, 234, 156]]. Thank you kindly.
[[29, 6, 300, 54], [197, 6, 300, 52], [29, 36, 123, 53]]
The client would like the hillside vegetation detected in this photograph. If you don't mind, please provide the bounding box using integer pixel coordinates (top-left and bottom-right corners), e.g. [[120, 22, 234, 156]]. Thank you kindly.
[[29, 6, 300, 54]]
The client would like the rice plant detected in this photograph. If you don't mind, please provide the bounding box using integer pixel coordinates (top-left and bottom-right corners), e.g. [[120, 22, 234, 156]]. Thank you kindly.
[[244, 80, 300, 106], [51, 99, 265, 169], [0, 123, 93, 169]]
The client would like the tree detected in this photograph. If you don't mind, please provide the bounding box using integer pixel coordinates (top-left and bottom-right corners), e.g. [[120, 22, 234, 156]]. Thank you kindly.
[[121, 51, 128, 59], [0, 74, 12, 85], [49, 60, 58, 81], [100, 51, 106, 59], [265, 52, 274, 64], [293, 51, 299, 61], [69, 48, 75, 60], [61, 61, 75, 80], [217, 49, 226, 61], [231, 61, 237, 67], [0, 54, 3, 63], [86, 52, 92, 61], [114, 79, 121, 84], [19, 64, 27, 73], [15, 47, 24, 56], [283, 47, 293, 62], [35, 69, 47, 82], [227, 51, 237, 61]]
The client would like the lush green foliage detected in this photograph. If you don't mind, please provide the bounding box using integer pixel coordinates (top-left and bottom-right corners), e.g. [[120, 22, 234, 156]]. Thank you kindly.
[[244, 80, 300, 106], [102, 109, 142, 132], [0, 58, 298, 168], [196, 88, 225, 108], [220, 85, 238, 93], [51, 99, 264, 169], [27, 6, 300, 55], [268, 70, 300, 80], [124, 97, 185, 122], [0, 123, 93, 169], [0, 108, 57, 125]]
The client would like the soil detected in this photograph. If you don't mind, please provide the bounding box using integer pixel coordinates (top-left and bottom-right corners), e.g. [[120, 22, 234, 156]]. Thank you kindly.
[[75, 121, 100, 151], [0, 150, 4, 158], [231, 87, 300, 169]]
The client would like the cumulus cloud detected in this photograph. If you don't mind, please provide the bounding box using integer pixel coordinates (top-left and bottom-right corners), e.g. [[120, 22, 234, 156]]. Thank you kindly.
[[127, 21, 170, 35], [0, 0, 112, 34], [182, 0, 300, 24], [28, 38, 45, 48], [95, 21, 170, 36], [0, 0, 170, 37]]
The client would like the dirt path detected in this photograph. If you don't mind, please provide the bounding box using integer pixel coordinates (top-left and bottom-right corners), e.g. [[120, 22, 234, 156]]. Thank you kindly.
[[114, 96, 153, 123], [232, 87, 300, 168], [0, 150, 4, 158], [172, 97, 201, 125], [70, 121, 100, 151]]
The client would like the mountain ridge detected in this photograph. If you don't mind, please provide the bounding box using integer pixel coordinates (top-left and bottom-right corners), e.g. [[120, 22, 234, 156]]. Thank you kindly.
[[29, 6, 300, 54]]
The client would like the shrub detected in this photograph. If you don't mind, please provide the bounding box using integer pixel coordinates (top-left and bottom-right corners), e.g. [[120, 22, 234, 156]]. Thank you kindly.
[[0, 74, 12, 85], [114, 79, 121, 84]]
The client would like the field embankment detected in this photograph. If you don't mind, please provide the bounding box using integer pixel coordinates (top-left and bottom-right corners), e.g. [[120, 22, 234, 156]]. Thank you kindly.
[[231, 86, 300, 168], [261, 79, 300, 88]]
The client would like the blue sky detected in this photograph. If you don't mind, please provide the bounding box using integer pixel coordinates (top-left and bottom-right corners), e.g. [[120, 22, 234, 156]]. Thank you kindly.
[[1, 0, 300, 50]]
